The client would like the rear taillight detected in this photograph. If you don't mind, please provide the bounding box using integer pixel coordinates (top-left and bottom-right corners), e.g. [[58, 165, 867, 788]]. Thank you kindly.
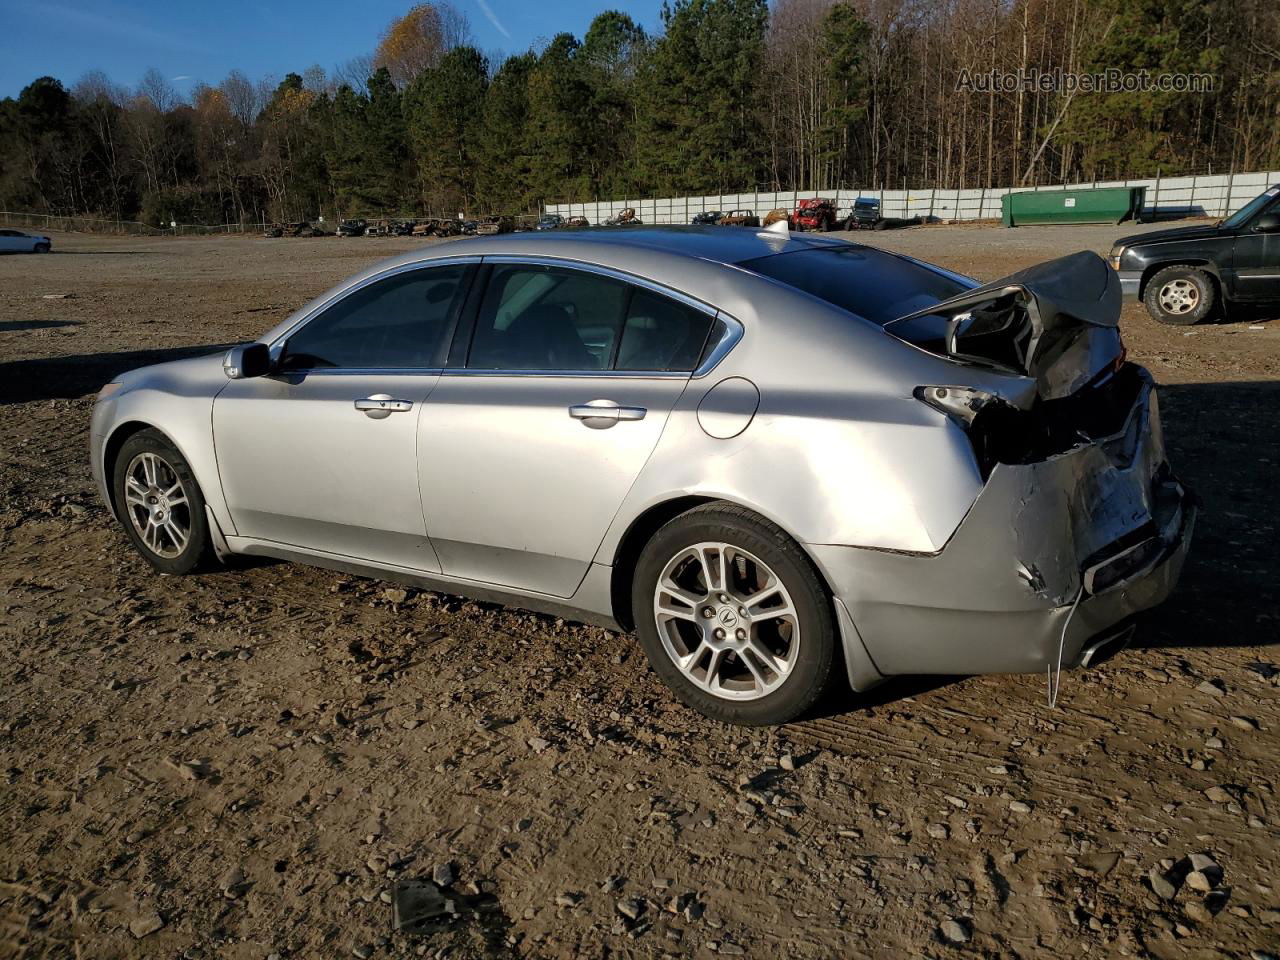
[[915, 385, 1024, 479], [913, 385, 998, 426]]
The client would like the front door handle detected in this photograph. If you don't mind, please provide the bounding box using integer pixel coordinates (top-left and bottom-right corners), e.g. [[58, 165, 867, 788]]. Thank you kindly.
[[568, 400, 648, 429], [355, 394, 413, 419]]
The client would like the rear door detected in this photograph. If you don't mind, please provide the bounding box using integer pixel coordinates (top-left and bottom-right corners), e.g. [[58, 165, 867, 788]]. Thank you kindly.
[[417, 259, 717, 597], [213, 261, 475, 570]]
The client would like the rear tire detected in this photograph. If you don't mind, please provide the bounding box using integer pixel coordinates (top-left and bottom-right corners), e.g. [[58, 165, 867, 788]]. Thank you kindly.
[[632, 504, 836, 725], [1144, 265, 1215, 325], [112, 429, 211, 575]]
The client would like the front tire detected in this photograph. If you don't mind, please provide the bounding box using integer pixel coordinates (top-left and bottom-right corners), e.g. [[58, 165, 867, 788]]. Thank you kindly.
[[34, 242, 50, 253], [1144, 265, 1215, 325], [632, 504, 836, 725], [112, 429, 211, 574]]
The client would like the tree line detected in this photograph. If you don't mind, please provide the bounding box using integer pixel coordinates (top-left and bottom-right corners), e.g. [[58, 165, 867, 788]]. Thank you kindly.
[[1, 0, 1276, 227]]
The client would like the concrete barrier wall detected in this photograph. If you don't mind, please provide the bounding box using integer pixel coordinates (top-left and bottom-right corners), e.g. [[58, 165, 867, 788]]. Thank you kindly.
[[544, 171, 1280, 225]]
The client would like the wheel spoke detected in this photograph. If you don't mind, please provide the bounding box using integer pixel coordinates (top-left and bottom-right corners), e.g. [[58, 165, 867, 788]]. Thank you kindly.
[[745, 636, 785, 676], [745, 585, 793, 622], [740, 646, 772, 690], [700, 647, 728, 691], [659, 577, 706, 609], [698, 545, 727, 593], [163, 519, 188, 551], [676, 639, 709, 672]]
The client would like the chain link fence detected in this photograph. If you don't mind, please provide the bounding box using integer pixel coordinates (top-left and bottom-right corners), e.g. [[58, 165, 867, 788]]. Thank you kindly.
[[0, 212, 251, 236]]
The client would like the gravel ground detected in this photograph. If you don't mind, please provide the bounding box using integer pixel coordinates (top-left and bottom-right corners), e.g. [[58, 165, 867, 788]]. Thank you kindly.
[[1, 223, 1278, 960]]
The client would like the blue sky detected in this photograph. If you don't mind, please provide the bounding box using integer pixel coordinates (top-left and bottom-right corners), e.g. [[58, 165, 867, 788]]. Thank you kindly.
[[0, 0, 666, 97]]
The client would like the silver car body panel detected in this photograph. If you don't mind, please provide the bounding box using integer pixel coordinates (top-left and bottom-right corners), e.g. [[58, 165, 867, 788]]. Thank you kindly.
[[89, 227, 1194, 689], [213, 370, 443, 571]]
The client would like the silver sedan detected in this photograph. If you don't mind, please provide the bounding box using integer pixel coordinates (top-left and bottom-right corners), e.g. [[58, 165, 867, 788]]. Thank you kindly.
[[90, 225, 1195, 724]]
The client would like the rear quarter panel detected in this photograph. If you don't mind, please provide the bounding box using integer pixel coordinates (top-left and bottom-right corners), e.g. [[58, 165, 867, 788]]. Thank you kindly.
[[595, 273, 1001, 561]]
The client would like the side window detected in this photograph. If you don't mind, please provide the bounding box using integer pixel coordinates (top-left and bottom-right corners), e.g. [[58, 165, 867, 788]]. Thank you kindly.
[[281, 265, 469, 370], [467, 265, 629, 370], [616, 288, 715, 372]]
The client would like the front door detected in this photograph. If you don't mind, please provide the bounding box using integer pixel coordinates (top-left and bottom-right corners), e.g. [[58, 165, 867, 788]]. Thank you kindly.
[[418, 261, 718, 597], [1232, 203, 1280, 302], [213, 261, 474, 570]]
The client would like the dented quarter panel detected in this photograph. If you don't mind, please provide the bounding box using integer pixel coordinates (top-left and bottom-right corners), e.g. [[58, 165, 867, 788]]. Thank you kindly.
[[807, 368, 1189, 676]]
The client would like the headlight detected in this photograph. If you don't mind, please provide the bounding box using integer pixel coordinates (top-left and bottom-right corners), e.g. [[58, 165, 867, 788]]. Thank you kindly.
[[1109, 246, 1125, 270], [97, 381, 123, 400]]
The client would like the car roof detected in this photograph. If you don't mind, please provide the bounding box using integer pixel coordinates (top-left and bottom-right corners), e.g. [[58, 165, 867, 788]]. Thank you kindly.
[[384, 225, 850, 269]]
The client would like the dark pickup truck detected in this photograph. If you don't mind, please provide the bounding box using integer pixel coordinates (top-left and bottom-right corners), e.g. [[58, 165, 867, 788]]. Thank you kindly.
[[1112, 183, 1280, 324]]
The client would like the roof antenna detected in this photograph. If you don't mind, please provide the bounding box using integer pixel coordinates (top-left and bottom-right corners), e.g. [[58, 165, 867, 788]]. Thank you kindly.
[[762, 218, 789, 236]]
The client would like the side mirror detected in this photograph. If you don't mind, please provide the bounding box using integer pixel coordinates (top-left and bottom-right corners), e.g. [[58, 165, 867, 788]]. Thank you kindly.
[[1254, 213, 1280, 233], [223, 342, 271, 379]]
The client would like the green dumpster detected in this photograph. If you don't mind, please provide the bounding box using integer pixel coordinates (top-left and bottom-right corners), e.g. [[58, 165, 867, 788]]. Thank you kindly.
[[1001, 186, 1146, 226]]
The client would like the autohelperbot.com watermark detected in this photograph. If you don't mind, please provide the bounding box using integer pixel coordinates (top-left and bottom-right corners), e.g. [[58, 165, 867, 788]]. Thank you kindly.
[[956, 67, 1214, 94]]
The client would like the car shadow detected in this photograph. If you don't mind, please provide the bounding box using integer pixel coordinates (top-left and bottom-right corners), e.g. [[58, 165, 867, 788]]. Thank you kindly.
[[0, 319, 79, 332], [1214, 303, 1280, 325], [1131, 380, 1279, 652], [0, 344, 230, 404]]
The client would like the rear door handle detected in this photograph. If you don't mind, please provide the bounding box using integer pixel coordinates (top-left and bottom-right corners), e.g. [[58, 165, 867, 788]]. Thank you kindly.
[[355, 394, 413, 419], [568, 400, 647, 429]]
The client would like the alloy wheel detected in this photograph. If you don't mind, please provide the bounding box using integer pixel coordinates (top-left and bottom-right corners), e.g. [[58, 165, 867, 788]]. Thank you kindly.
[[652, 541, 800, 701], [123, 452, 191, 558]]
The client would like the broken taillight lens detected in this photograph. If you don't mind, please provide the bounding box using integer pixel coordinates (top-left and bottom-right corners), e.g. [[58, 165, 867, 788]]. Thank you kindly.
[[913, 385, 996, 425], [915, 385, 1024, 479]]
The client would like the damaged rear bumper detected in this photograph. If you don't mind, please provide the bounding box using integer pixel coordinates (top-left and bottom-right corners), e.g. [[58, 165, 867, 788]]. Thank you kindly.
[[810, 367, 1195, 677]]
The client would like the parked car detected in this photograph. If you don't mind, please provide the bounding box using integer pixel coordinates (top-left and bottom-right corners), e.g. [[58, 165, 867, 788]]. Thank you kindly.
[[536, 214, 565, 231], [474, 216, 514, 236], [566, 216, 591, 228], [605, 208, 642, 226], [793, 198, 839, 232], [845, 197, 883, 230], [91, 228, 1194, 725], [691, 211, 724, 225], [719, 210, 760, 227], [337, 219, 367, 238], [0, 228, 52, 253], [1111, 183, 1280, 325]]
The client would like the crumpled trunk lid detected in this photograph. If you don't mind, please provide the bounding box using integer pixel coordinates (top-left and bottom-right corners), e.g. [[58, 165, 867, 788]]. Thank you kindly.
[[885, 250, 1123, 401]]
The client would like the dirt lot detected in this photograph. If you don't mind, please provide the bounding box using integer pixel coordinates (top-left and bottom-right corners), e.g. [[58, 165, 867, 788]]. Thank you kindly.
[[1, 223, 1278, 960]]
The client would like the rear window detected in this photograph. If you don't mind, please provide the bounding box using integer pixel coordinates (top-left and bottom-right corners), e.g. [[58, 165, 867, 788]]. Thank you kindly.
[[738, 246, 969, 325]]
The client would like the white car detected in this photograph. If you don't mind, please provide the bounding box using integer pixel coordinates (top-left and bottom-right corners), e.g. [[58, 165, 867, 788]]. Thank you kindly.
[[0, 229, 52, 253]]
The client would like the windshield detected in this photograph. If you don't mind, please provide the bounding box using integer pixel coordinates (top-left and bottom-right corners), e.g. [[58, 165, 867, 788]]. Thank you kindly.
[[854, 200, 878, 210], [738, 246, 971, 325], [1223, 187, 1279, 228]]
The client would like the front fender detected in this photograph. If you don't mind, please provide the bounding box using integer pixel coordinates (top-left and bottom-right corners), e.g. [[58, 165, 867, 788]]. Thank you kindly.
[[90, 354, 233, 536]]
